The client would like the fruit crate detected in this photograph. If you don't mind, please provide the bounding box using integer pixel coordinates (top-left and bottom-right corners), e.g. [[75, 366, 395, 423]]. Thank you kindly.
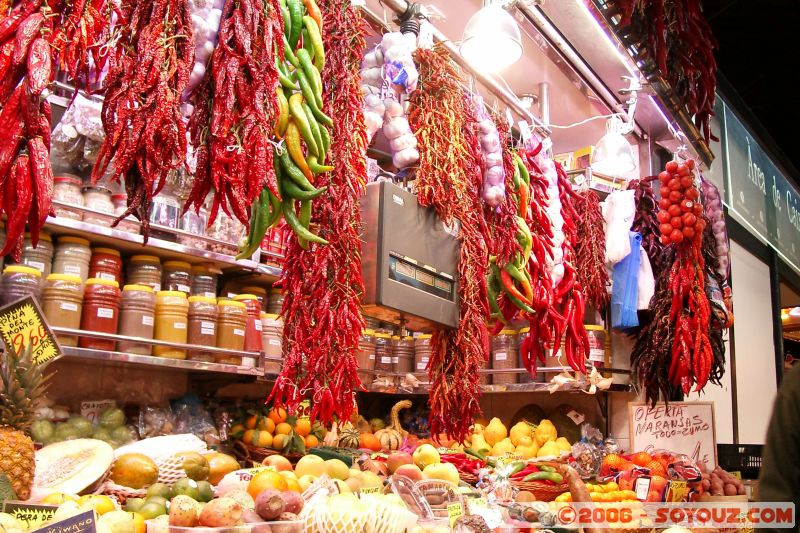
[[716, 444, 763, 479]]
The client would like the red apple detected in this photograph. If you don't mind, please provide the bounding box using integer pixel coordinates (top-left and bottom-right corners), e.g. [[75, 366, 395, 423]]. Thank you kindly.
[[264, 455, 293, 472], [393, 464, 423, 482], [386, 452, 413, 474]]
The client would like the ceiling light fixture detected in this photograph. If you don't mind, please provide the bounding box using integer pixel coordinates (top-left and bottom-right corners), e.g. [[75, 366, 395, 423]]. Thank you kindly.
[[591, 77, 640, 176], [460, 0, 523, 73]]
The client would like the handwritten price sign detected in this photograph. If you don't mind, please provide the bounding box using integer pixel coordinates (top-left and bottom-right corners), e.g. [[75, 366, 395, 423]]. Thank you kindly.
[[295, 399, 311, 422], [0, 296, 61, 365]]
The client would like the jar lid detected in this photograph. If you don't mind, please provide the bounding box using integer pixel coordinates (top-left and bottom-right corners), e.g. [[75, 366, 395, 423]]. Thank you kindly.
[[262, 313, 280, 319], [46, 273, 82, 283], [163, 260, 192, 270], [92, 247, 120, 257], [3, 265, 42, 277], [233, 294, 259, 302], [374, 333, 391, 339], [188, 296, 217, 304], [241, 286, 267, 296], [59, 236, 90, 246], [402, 336, 413, 341], [54, 175, 82, 185], [191, 264, 223, 275], [584, 325, 606, 332], [25, 232, 51, 242], [364, 329, 375, 335], [269, 288, 284, 294], [518, 327, 531, 333], [86, 278, 119, 288], [391, 335, 400, 340], [157, 290, 188, 298], [131, 254, 161, 264], [416, 334, 432, 340], [498, 329, 518, 335], [218, 300, 246, 309], [123, 284, 154, 292]]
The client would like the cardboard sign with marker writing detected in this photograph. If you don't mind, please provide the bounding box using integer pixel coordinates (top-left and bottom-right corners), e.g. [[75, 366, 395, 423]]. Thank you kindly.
[[2, 502, 57, 530], [0, 296, 61, 364], [30, 509, 96, 533], [629, 402, 717, 467]]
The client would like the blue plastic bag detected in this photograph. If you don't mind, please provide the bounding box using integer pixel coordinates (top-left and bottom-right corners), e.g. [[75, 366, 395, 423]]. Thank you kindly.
[[611, 232, 641, 330]]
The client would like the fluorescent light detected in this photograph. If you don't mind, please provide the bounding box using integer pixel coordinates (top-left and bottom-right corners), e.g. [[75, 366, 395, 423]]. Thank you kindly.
[[575, 0, 636, 77], [460, 4, 523, 72]]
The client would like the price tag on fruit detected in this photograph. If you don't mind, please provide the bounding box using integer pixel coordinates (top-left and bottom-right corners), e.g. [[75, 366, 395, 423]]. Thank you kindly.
[[30, 509, 96, 533], [448, 502, 464, 527], [3, 502, 57, 530], [0, 296, 61, 365], [360, 486, 381, 495], [665, 480, 688, 502], [80, 400, 116, 425], [296, 400, 311, 422]]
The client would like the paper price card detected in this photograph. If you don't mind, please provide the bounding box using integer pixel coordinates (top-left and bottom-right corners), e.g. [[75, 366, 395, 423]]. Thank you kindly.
[[448, 502, 464, 527], [467, 498, 487, 513], [80, 400, 116, 424], [665, 480, 688, 502], [0, 296, 61, 364], [295, 399, 311, 422], [3, 502, 57, 530], [360, 486, 381, 495], [31, 509, 96, 533]]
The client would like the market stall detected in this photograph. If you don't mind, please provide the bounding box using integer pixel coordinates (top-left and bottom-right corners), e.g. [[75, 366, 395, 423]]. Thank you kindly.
[[0, 0, 753, 530]]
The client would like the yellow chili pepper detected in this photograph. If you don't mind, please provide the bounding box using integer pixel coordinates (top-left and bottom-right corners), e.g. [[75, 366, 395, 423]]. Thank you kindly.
[[302, 16, 325, 71], [285, 120, 315, 182], [287, 92, 318, 157], [275, 87, 290, 138]]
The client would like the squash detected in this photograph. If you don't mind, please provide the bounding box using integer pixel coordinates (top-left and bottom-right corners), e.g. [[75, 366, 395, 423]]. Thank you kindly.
[[338, 427, 361, 448], [373, 400, 411, 451], [359, 432, 381, 452]]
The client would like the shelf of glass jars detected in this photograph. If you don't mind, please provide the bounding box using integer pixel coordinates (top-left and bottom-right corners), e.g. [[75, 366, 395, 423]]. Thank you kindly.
[[49, 326, 282, 377], [353, 366, 633, 395], [45, 200, 283, 281]]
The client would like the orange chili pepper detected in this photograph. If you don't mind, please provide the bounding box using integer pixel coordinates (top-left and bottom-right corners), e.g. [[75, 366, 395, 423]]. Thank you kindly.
[[302, 0, 323, 33], [518, 181, 529, 218]]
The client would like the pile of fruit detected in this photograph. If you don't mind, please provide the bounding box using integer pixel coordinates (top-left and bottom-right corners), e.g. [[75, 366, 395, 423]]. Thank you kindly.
[[231, 407, 323, 454], [555, 481, 639, 503], [465, 417, 571, 460], [695, 465, 747, 497], [31, 407, 135, 448]]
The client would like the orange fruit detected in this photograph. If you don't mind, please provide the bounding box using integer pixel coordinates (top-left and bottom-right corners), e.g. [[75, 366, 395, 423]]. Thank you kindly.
[[275, 422, 292, 435], [631, 452, 653, 467], [646, 490, 662, 502], [294, 419, 311, 437], [246, 415, 259, 429], [243, 429, 273, 448], [258, 417, 276, 433], [268, 407, 287, 424], [248, 471, 288, 497], [305, 435, 319, 449], [645, 460, 666, 476], [284, 478, 301, 492], [272, 433, 288, 450]]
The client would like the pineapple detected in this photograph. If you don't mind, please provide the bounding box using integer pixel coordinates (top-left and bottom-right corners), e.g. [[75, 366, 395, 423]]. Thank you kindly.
[[0, 342, 49, 500]]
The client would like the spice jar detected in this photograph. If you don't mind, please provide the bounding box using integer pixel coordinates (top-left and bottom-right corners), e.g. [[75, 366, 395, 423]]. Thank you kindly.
[[190, 264, 221, 298], [266, 288, 284, 315], [187, 296, 218, 362], [79, 278, 121, 350], [162, 260, 192, 294], [216, 300, 246, 363], [21, 231, 53, 278], [150, 182, 181, 231], [374, 333, 393, 372], [232, 294, 263, 353], [82, 186, 114, 226], [261, 313, 283, 374], [178, 205, 208, 250], [357, 329, 376, 382], [394, 336, 414, 374], [153, 291, 188, 359], [88, 247, 123, 283], [111, 194, 140, 234], [42, 274, 83, 346], [52, 236, 92, 281], [127, 255, 162, 291], [1, 265, 42, 305], [53, 175, 84, 220], [585, 325, 609, 370], [240, 286, 267, 309], [491, 329, 518, 385], [117, 285, 156, 355], [414, 334, 432, 379]]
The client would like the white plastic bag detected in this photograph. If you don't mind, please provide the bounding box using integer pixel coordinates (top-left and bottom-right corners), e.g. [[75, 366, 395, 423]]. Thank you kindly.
[[637, 249, 655, 309], [602, 190, 636, 265]]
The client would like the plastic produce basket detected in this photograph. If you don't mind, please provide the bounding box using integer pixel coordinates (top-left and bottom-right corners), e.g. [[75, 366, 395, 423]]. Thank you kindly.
[[716, 444, 763, 479]]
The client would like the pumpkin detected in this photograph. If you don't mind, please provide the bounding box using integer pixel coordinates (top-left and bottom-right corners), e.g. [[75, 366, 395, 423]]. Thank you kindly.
[[359, 432, 381, 452], [338, 427, 361, 448], [373, 400, 411, 451]]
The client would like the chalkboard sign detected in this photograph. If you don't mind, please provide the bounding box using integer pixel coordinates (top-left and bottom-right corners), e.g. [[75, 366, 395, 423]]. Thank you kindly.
[[628, 402, 717, 468], [30, 509, 96, 533], [2, 502, 57, 530]]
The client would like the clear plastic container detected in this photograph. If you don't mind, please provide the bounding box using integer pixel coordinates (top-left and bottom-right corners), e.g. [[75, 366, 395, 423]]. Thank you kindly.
[[261, 312, 283, 374], [127, 255, 162, 291], [266, 287, 284, 315], [162, 260, 192, 294], [357, 329, 376, 382], [52, 235, 92, 281], [153, 290, 189, 359], [178, 205, 208, 250], [190, 264, 221, 298], [149, 185, 181, 236], [414, 334, 432, 379], [187, 295, 218, 362], [491, 329, 518, 385], [216, 300, 246, 363], [88, 247, 123, 283], [232, 294, 263, 354], [1, 265, 42, 305], [111, 194, 140, 234], [394, 335, 414, 373], [82, 186, 114, 226], [117, 284, 156, 355], [41, 274, 83, 346], [374, 333, 393, 372], [53, 174, 84, 220], [79, 278, 121, 350], [21, 231, 53, 278]]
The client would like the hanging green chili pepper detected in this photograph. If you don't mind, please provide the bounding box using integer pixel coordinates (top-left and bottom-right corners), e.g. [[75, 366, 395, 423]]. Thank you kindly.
[[286, 0, 303, 50], [500, 268, 534, 306], [283, 201, 327, 245], [516, 216, 532, 262], [302, 27, 314, 61], [282, 177, 327, 200], [295, 69, 332, 126], [302, 15, 325, 71], [285, 120, 315, 180], [283, 35, 300, 68], [297, 199, 312, 249], [277, 144, 317, 191], [486, 269, 506, 323], [277, 57, 296, 91], [279, 0, 290, 39], [513, 153, 530, 186], [302, 99, 324, 156], [319, 125, 331, 158], [236, 190, 270, 259], [287, 93, 319, 156], [307, 155, 334, 174], [511, 159, 522, 190]]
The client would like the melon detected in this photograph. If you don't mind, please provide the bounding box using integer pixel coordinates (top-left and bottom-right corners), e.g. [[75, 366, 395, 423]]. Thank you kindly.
[[32, 439, 114, 498]]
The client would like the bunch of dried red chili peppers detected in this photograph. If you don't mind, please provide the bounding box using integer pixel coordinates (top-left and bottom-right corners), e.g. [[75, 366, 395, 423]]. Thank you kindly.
[[408, 44, 489, 442], [268, 0, 366, 425], [574, 188, 610, 313]]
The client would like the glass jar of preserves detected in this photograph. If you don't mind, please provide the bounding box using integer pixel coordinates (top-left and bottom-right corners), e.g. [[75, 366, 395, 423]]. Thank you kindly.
[[88, 247, 122, 283], [153, 291, 188, 359], [232, 294, 263, 353], [162, 260, 192, 294], [111, 194, 140, 234], [394, 335, 415, 373], [52, 236, 92, 281], [53, 174, 84, 220], [42, 274, 83, 346], [357, 329, 376, 382], [187, 296, 218, 362], [216, 300, 246, 363], [149, 184, 181, 234], [117, 284, 156, 355], [127, 255, 162, 291], [240, 286, 267, 309], [190, 264, 221, 298], [414, 334, 432, 379], [491, 329, 518, 385], [21, 231, 53, 279], [261, 313, 283, 374], [1, 265, 42, 305], [266, 288, 284, 315], [79, 278, 121, 350], [82, 186, 114, 226], [374, 333, 393, 373]]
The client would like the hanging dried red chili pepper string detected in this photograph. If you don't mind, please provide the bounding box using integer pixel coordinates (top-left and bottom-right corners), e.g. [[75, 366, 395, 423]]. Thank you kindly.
[[574, 188, 610, 313]]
